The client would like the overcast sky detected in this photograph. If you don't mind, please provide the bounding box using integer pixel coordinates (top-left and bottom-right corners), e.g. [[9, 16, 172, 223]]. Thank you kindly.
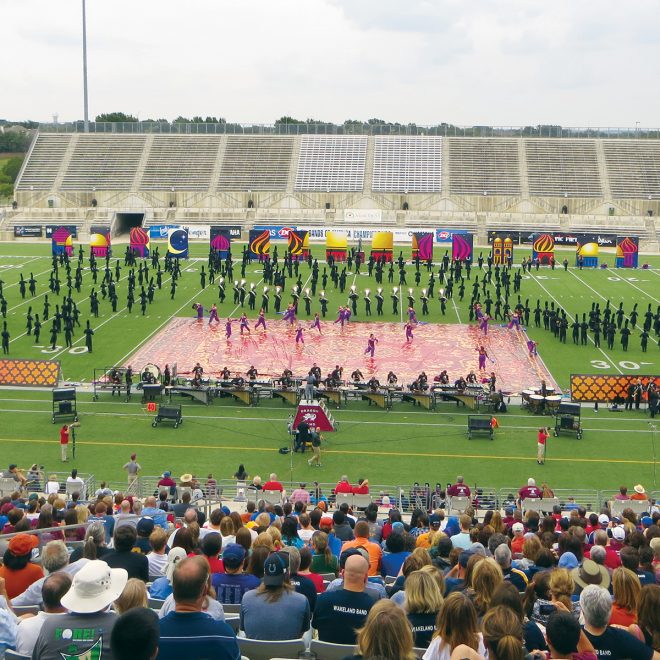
[[2, 0, 659, 127]]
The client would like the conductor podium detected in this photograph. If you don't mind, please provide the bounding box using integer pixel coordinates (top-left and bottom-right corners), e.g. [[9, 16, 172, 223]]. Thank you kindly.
[[293, 400, 337, 432]]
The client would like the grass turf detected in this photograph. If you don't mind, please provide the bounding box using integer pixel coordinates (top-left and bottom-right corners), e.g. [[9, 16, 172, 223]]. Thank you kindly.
[[0, 241, 658, 493]]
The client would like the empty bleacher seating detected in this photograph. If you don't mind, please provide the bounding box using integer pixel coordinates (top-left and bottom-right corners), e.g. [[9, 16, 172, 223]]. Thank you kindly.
[[525, 139, 602, 197], [141, 136, 220, 190], [61, 135, 146, 190], [295, 135, 367, 191], [15, 134, 72, 191], [603, 139, 660, 199], [372, 136, 442, 193], [447, 138, 520, 195], [218, 136, 293, 191]]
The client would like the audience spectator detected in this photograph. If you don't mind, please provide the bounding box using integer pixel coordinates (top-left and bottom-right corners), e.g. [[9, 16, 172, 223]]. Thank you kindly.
[[450, 515, 473, 550], [342, 521, 383, 576], [334, 475, 353, 494], [110, 607, 160, 660], [105, 525, 149, 582], [631, 485, 649, 501], [468, 557, 503, 617], [482, 604, 525, 660], [405, 569, 444, 648], [637, 585, 660, 652], [610, 567, 642, 626], [297, 546, 325, 593], [0, 533, 43, 599], [150, 547, 187, 600], [332, 510, 355, 542], [494, 544, 528, 592], [147, 527, 169, 580], [310, 530, 339, 575], [313, 554, 376, 644], [281, 546, 317, 611], [32, 560, 127, 659], [290, 482, 311, 504], [158, 556, 239, 660], [447, 476, 471, 498], [114, 577, 148, 614], [15, 572, 71, 655], [211, 543, 260, 604], [240, 552, 310, 640], [262, 472, 285, 493], [381, 532, 411, 577]]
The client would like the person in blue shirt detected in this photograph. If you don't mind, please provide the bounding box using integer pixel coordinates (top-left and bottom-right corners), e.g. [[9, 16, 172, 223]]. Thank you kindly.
[[159, 556, 240, 660], [381, 532, 411, 578]]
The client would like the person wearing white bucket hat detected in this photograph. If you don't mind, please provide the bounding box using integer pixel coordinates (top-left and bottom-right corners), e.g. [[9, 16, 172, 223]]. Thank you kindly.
[[32, 560, 127, 659], [149, 547, 188, 600]]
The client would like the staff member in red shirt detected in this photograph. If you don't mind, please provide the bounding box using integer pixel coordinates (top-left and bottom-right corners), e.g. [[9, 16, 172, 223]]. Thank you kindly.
[[60, 424, 70, 462], [537, 427, 549, 464]]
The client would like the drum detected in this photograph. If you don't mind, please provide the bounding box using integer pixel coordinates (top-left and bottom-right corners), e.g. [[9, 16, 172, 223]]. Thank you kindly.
[[545, 395, 562, 413], [544, 386, 556, 396], [530, 386, 541, 394], [522, 390, 534, 406], [529, 394, 545, 414]]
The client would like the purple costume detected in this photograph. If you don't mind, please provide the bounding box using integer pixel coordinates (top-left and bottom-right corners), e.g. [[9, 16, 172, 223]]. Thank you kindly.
[[282, 308, 296, 325], [334, 310, 346, 326], [310, 317, 321, 332], [240, 317, 250, 333], [196, 304, 204, 321], [255, 314, 266, 330], [405, 324, 414, 341], [478, 350, 487, 370], [508, 313, 521, 330], [479, 316, 489, 335], [364, 337, 376, 357], [408, 308, 417, 323], [295, 327, 304, 344], [208, 306, 219, 324], [225, 321, 232, 339]]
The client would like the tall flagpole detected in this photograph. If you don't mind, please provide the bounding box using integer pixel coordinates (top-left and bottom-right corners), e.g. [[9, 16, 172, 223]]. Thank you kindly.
[[82, 0, 89, 132]]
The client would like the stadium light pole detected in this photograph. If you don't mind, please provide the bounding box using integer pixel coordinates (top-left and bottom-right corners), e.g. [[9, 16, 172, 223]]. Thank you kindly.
[[82, 0, 90, 132]]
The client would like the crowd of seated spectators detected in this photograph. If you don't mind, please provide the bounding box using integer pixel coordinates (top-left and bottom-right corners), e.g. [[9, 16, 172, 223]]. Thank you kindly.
[[0, 469, 659, 660]]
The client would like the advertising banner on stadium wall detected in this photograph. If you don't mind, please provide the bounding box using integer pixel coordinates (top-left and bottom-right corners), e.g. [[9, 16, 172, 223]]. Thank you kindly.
[[149, 224, 181, 239], [89, 225, 111, 258], [571, 374, 660, 403], [129, 227, 150, 258], [495, 232, 618, 247], [615, 236, 639, 268], [210, 227, 232, 259], [253, 225, 297, 240], [435, 229, 469, 243], [344, 209, 382, 224], [45, 225, 78, 239], [180, 225, 211, 241], [248, 229, 271, 260], [167, 228, 189, 259], [13, 225, 43, 238]]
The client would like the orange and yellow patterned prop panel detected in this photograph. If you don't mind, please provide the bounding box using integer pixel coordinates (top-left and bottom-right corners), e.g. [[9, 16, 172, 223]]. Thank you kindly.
[[571, 374, 660, 402], [0, 359, 60, 387]]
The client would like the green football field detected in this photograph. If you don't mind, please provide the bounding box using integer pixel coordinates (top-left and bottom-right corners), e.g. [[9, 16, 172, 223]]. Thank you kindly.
[[0, 240, 658, 496]]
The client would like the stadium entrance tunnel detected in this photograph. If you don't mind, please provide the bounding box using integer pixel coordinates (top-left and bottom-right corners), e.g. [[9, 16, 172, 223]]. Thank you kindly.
[[113, 212, 145, 238]]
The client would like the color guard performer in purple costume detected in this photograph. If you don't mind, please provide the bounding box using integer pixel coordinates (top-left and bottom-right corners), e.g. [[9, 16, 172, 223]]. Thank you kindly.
[[282, 304, 296, 325], [194, 302, 204, 323], [239, 313, 251, 335], [334, 306, 346, 327], [295, 323, 304, 344], [405, 322, 414, 343], [407, 306, 418, 323], [225, 318, 234, 340], [476, 345, 489, 371], [527, 339, 538, 356], [208, 303, 220, 325], [474, 303, 484, 320], [364, 333, 378, 357], [508, 309, 522, 330], [255, 308, 267, 330], [310, 312, 322, 333], [479, 313, 490, 335]]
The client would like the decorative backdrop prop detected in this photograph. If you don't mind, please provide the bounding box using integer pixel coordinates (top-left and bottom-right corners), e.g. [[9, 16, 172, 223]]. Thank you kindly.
[[89, 225, 111, 258], [210, 226, 232, 259], [615, 236, 639, 268], [167, 228, 189, 259], [325, 231, 348, 262], [129, 227, 150, 258], [451, 233, 473, 261], [248, 229, 271, 260], [288, 230, 310, 261], [575, 234, 599, 268], [490, 233, 515, 265], [412, 232, 433, 261], [370, 231, 394, 262], [532, 233, 555, 265], [51, 226, 74, 257]]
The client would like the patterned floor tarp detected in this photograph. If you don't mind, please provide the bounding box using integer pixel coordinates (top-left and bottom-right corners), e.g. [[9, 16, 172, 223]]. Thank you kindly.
[[126, 318, 559, 394]]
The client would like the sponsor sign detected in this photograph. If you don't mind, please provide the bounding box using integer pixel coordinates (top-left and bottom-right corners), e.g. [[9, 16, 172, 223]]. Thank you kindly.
[[253, 225, 297, 239], [13, 225, 43, 238], [149, 224, 180, 239]]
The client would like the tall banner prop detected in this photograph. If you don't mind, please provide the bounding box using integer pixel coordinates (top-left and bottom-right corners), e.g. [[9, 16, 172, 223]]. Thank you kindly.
[[370, 231, 393, 262], [532, 233, 555, 265], [167, 228, 189, 259], [451, 233, 473, 262], [576, 234, 599, 268], [51, 226, 74, 257], [412, 232, 433, 261], [89, 226, 111, 258], [129, 227, 150, 258], [248, 229, 270, 260], [491, 233, 514, 265], [326, 231, 347, 262], [616, 236, 639, 268], [210, 226, 232, 259], [288, 230, 310, 261]]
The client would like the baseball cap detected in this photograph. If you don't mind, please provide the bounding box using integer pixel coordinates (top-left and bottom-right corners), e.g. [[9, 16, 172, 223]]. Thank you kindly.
[[263, 553, 287, 586], [8, 533, 39, 557], [459, 550, 474, 568], [598, 514, 609, 525], [470, 542, 487, 556], [611, 526, 625, 541], [641, 516, 653, 528], [512, 522, 525, 534], [392, 521, 405, 533], [429, 513, 442, 527], [558, 551, 579, 570], [339, 547, 369, 568], [136, 517, 155, 536], [222, 543, 246, 569]]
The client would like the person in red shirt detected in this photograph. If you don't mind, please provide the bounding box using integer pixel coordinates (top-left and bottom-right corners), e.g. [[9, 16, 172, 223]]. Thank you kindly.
[[59, 424, 70, 462], [537, 427, 549, 464], [263, 472, 285, 493], [446, 476, 471, 498], [352, 478, 369, 495], [518, 478, 542, 507], [334, 476, 353, 494]]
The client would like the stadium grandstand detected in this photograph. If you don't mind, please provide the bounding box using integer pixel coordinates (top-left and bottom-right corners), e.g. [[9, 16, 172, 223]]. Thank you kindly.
[[2, 124, 659, 249]]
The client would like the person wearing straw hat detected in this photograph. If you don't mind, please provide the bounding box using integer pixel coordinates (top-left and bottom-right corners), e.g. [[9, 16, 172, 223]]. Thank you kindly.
[[631, 484, 649, 501], [32, 560, 127, 660]]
